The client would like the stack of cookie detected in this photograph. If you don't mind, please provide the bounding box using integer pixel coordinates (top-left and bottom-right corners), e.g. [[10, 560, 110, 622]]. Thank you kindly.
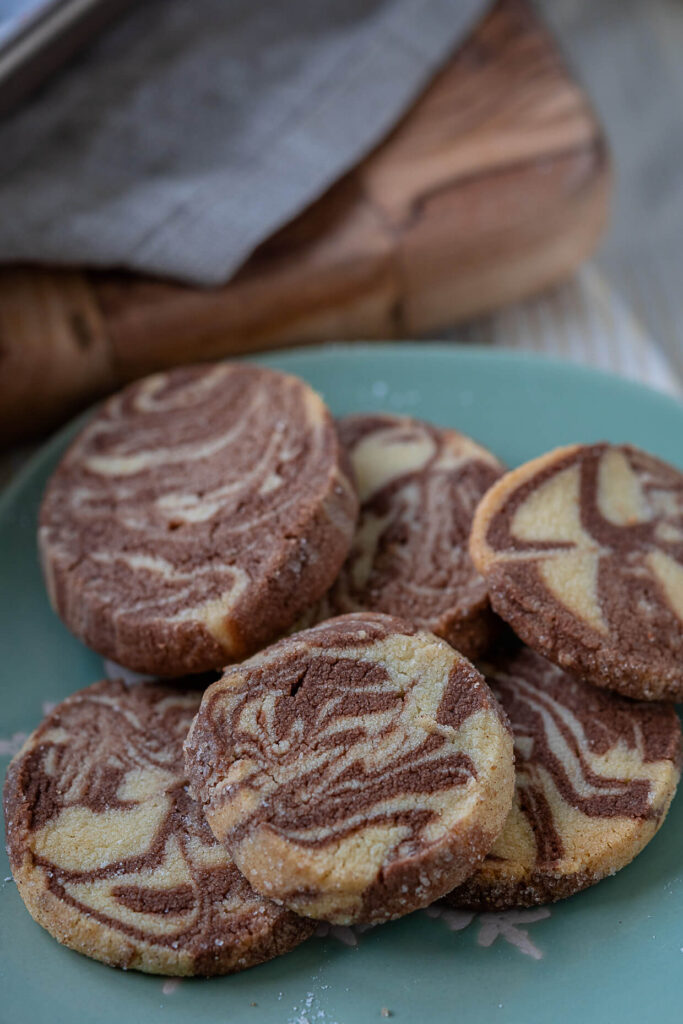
[[4, 363, 682, 977]]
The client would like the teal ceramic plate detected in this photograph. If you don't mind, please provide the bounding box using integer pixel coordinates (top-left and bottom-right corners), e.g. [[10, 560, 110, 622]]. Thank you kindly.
[[2, 344, 683, 1024]]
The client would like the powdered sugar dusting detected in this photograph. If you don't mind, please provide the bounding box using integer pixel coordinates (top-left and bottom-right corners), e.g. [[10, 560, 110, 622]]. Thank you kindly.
[[476, 909, 551, 958], [315, 922, 358, 947], [314, 904, 551, 960], [103, 660, 156, 685], [424, 904, 551, 958], [441, 909, 477, 932], [358, 380, 422, 412], [287, 981, 339, 1024], [0, 705, 65, 756], [0, 732, 28, 756]]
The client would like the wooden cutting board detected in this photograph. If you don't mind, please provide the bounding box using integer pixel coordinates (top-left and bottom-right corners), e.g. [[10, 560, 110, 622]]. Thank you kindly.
[[0, 0, 609, 444]]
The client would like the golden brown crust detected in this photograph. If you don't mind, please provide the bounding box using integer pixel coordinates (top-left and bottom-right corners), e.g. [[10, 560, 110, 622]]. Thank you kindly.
[[39, 363, 358, 676], [185, 612, 515, 925], [297, 414, 504, 660], [470, 443, 683, 700], [446, 647, 682, 909], [3, 678, 314, 976]]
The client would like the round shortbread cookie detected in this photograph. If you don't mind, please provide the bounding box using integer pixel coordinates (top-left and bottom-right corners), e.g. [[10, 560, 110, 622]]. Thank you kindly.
[[298, 415, 504, 658], [446, 646, 681, 909], [184, 612, 514, 925], [3, 679, 315, 976], [470, 443, 683, 700], [39, 363, 358, 676]]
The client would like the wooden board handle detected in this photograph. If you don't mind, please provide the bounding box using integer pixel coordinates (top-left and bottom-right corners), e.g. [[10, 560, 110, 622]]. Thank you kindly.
[[0, 268, 115, 443]]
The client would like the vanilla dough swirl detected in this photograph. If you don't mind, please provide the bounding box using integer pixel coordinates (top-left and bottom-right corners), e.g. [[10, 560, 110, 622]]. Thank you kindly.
[[184, 613, 515, 925], [470, 443, 683, 700], [298, 414, 504, 658], [447, 646, 681, 909], [3, 679, 314, 975], [39, 363, 358, 676]]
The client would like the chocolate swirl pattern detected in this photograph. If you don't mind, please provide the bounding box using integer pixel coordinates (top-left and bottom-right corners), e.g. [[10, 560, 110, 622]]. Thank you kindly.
[[447, 647, 682, 910], [39, 363, 358, 676], [298, 415, 504, 658], [470, 443, 683, 700], [184, 613, 515, 925], [3, 679, 315, 976]]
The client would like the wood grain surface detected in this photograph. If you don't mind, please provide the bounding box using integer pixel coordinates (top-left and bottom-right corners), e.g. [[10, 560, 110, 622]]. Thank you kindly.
[[0, 0, 610, 445]]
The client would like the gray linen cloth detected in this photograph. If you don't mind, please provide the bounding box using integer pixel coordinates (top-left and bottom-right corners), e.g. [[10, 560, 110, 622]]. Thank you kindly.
[[0, 0, 488, 285]]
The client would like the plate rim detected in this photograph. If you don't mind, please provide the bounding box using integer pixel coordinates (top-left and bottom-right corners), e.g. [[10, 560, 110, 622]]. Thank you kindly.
[[2, 340, 683, 1022], [2, 341, 681, 520]]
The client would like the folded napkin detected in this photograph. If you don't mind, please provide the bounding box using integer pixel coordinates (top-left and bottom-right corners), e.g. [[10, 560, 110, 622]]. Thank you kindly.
[[0, 0, 487, 285]]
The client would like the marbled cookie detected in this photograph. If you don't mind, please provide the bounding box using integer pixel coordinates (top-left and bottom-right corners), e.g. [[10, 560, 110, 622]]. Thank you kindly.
[[470, 443, 683, 700], [39, 363, 358, 676], [3, 679, 314, 975], [446, 647, 681, 909], [184, 612, 514, 925], [298, 414, 504, 658]]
